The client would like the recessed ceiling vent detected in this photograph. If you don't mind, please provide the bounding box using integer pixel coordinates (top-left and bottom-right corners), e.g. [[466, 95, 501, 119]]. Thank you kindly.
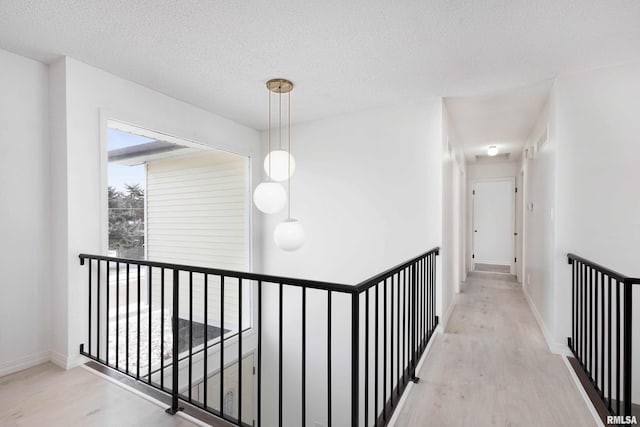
[[536, 127, 549, 154], [475, 153, 511, 162]]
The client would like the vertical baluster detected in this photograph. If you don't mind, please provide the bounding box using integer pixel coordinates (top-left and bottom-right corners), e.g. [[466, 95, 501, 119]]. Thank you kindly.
[[106, 261, 110, 366], [616, 279, 621, 415], [126, 263, 130, 374], [582, 262, 586, 364], [580, 263, 587, 369], [148, 267, 153, 384], [590, 267, 594, 377], [600, 271, 605, 397], [390, 275, 394, 407], [402, 268, 406, 385], [328, 289, 332, 427], [116, 262, 120, 371], [220, 276, 225, 417], [364, 288, 369, 427], [433, 253, 437, 327], [301, 285, 306, 427], [422, 257, 426, 346], [278, 283, 283, 427], [351, 291, 360, 427], [396, 273, 400, 401], [418, 260, 422, 350], [591, 271, 598, 390], [188, 272, 193, 400], [425, 256, 429, 339], [571, 259, 575, 351], [160, 268, 165, 390], [137, 264, 141, 380], [204, 274, 208, 409], [623, 279, 632, 416], [411, 264, 417, 381], [166, 269, 180, 415], [383, 278, 387, 421], [257, 281, 262, 426], [374, 282, 379, 423], [608, 275, 612, 411], [97, 260, 101, 361], [238, 278, 243, 424], [88, 259, 92, 356]]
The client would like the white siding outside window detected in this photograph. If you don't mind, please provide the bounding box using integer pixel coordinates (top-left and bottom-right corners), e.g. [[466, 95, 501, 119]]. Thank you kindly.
[[146, 150, 249, 330]]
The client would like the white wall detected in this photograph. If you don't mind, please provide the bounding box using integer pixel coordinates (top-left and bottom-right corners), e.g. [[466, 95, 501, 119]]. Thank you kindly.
[[261, 101, 443, 284], [260, 100, 445, 426], [0, 48, 51, 375], [520, 94, 558, 351], [553, 62, 640, 400], [442, 104, 466, 326], [49, 57, 261, 368], [521, 62, 640, 402]]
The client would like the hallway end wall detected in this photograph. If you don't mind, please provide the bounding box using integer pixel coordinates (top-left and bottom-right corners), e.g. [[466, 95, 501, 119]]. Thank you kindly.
[[465, 161, 520, 277]]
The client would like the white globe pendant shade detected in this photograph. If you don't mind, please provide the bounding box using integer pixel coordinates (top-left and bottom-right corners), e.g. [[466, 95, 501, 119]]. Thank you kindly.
[[264, 150, 296, 182], [274, 219, 305, 251], [253, 182, 286, 214]]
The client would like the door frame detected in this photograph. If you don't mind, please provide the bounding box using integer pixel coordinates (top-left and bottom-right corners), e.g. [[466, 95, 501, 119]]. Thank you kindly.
[[470, 177, 517, 274]]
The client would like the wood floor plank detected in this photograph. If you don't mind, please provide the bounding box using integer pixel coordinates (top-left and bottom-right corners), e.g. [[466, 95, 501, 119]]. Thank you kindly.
[[0, 363, 197, 427], [394, 273, 596, 427]]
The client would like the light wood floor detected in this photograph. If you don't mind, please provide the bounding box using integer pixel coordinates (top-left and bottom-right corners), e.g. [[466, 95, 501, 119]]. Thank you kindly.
[[394, 272, 596, 427], [0, 363, 198, 427]]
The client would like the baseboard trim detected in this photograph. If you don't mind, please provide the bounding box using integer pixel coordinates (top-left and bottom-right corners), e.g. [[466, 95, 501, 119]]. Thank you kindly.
[[0, 350, 50, 377], [522, 286, 571, 356], [561, 355, 605, 427], [440, 296, 457, 332], [50, 350, 70, 369], [388, 327, 441, 427]]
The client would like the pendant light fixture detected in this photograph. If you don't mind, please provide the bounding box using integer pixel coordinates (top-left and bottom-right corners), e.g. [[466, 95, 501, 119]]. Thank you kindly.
[[252, 79, 290, 214], [269, 79, 305, 251]]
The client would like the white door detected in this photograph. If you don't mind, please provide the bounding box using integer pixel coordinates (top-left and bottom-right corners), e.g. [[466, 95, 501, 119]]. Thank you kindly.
[[473, 180, 514, 268]]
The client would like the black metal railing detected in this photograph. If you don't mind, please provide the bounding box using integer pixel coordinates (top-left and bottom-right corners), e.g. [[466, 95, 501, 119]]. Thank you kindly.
[[79, 247, 439, 426], [567, 253, 639, 418]]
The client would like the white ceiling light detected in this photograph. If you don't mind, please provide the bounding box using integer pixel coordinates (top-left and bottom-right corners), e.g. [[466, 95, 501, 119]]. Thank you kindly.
[[256, 78, 305, 251], [487, 145, 499, 156], [253, 182, 286, 214], [253, 79, 295, 214], [264, 150, 295, 182]]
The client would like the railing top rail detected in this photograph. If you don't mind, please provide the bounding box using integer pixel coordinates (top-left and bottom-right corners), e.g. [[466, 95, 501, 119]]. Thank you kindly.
[[567, 253, 640, 284], [79, 253, 355, 294], [354, 247, 440, 293], [80, 245, 441, 295]]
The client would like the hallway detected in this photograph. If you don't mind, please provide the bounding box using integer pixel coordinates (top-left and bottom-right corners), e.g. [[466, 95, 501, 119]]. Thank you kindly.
[[394, 272, 596, 426]]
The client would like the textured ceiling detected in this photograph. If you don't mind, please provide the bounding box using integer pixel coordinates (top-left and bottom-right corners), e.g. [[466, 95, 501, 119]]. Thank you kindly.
[[446, 81, 553, 161], [1, 0, 640, 134]]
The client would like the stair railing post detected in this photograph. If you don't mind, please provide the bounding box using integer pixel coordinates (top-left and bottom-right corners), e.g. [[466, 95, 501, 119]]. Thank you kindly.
[[166, 269, 182, 415], [351, 291, 360, 426]]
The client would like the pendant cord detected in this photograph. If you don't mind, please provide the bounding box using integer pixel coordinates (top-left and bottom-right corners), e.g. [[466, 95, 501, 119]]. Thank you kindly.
[[279, 88, 282, 150], [268, 86, 272, 180], [288, 91, 291, 219]]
